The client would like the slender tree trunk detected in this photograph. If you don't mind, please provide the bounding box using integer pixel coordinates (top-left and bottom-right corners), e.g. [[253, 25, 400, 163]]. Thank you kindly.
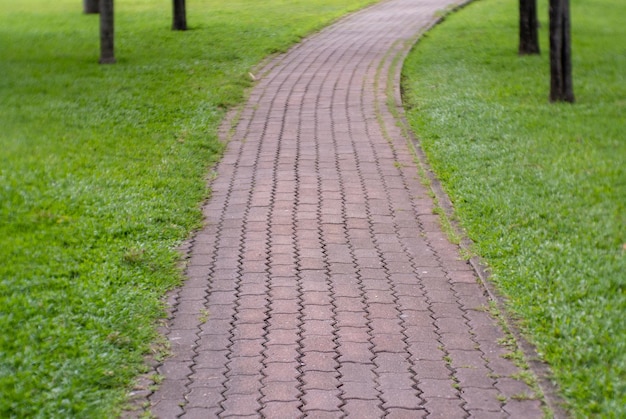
[[549, 0, 574, 102], [519, 0, 540, 55], [99, 0, 115, 64], [172, 0, 187, 31], [83, 0, 99, 14]]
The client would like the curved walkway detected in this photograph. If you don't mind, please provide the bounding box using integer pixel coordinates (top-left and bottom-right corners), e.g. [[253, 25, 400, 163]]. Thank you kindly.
[[148, 0, 546, 417]]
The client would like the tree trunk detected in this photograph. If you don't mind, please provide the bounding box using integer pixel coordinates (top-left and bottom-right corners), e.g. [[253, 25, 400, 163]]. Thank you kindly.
[[172, 0, 187, 31], [519, 0, 540, 55], [99, 0, 115, 64], [549, 0, 574, 102], [83, 0, 99, 14]]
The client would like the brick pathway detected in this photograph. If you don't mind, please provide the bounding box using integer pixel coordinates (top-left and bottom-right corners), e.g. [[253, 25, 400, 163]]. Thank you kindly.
[[148, 0, 547, 417]]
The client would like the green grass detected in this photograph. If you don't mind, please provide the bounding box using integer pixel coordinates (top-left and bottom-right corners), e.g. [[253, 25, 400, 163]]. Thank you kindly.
[[402, 0, 625, 416], [0, 0, 376, 416]]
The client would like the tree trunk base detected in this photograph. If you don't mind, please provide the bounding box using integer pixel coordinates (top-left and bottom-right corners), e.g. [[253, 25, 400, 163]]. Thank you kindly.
[[549, 0, 574, 102]]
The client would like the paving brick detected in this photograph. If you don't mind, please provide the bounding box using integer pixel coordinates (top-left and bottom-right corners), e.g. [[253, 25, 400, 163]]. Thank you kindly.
[[337, 341, 373, 363], [300, 351, 338, 372], [302, 410, 343, 419], [377, 372, 417, 392], [261, 380, 301, 402], [495, 377, 535, 398], [301, 370, 340, 391], [338, 362, 377, 383], [503, 399, 544, 417], [219, 393, 262, 416], [456, 366, 496, 390], [193, 351, 229, 370], [403, 326, 440, 344], [226, 356, 264, 376], [435, 317, 469, 334], [339, 380, 379, 400], [461, 387, 503, 412], [342, 399, 385, 418], [446, 349, 485, 370], [259, 401, 303, 418], [187, 368, 226, 388], [184, 386, 224, 408], [266, 313, 299, 331], [265, 328, 299, 346], [180, 407, 221, 419], [418, 378, 458, 399], [380, 389, 422, 410], [411, 359, 452, 380], [374, 353, 410, 374], [157, 362, 193, 381], [406, 341, 445, 362], [263, 362, 301, 383], [335, 311, 368, 328], [301, 335, 335, 352], [466, 410, 507, 419], [370, 334, 406, 354], [439, 332, 477, 351], [150, 400, 184, 418], [370, 317, 404, 333], [385, 407, 427, 419], [336, 326, 371, 344], [422, 398, 466, 419], [301, 389, 342, 412], [263, 344, 300, 363]]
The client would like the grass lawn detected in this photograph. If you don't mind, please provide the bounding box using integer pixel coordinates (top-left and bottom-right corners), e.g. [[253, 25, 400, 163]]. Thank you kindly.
[[0, 0, 376, 416], [402, 0, 625, 416]]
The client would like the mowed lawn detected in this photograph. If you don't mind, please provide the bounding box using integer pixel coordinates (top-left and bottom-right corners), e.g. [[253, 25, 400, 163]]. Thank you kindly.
[[402, 0, 625, 416], [0, 0, 376, 416]]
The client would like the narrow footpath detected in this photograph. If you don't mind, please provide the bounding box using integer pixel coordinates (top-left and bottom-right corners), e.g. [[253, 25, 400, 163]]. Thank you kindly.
[[148, 0, 547, 417]]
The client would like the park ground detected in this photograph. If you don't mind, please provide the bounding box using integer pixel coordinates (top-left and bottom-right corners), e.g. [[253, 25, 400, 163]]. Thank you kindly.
[[0, 0, 624, 416]]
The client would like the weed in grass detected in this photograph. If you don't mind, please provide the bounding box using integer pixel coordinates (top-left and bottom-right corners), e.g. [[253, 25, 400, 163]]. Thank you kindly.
[[512, 370, 538, 388], [198, 309, 210, 324], [511, 392, 537, 401], [502, 350, 528, 369], [402, 0, 626, 414]]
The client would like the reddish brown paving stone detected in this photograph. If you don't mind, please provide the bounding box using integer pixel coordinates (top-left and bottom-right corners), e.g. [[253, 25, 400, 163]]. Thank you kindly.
[[219, 393, 262, 416], [301, 370, 341, 391], [184, 386, 224, 408], [385, 407, 428, 419], [340, 380, 380, 400], [466, 410, 508, 419], [263, 362, 301, 383], [418, 378, 459, 400], [258, 401, 303, 418], [342, 399, 385, 418], [301, 389, 342, 412], [422, 399, 466, 419], [461, 387, 503, 412], [260, 380, 301, 402], [380, 387, 423, 409], [150, 401, 184, 418], [455, 366, 497, 389], [180, 407, 221, 419], [503, 399, 544, 417]]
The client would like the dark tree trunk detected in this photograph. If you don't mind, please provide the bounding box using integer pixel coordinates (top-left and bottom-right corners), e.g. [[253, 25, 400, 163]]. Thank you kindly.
[[549, 0, 574, 102], [172, 0, 187, 31], [519, 0, 540, 55], [99, 0, 115, 64], [83, 0, 99, 14]]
